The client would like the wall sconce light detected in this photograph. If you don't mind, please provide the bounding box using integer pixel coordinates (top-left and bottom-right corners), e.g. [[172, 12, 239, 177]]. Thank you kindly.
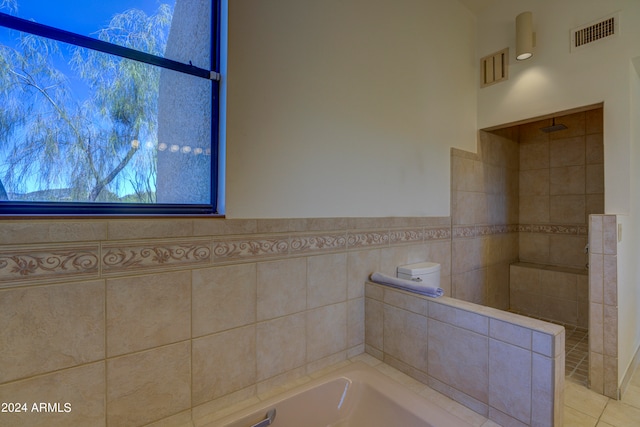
[[516, 11, 534, 60]]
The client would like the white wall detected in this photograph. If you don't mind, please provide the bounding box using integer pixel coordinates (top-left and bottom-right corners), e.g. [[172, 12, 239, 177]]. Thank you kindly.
[[476, 0, 640, 388], [225, 0, 478, 218]]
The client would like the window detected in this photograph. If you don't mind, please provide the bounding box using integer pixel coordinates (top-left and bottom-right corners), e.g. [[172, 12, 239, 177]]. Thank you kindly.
[[0, 0, 221, 215]]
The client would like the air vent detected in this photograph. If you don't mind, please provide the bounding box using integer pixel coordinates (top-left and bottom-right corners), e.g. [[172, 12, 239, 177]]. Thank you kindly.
[[571, 13, 619, 52], [480, 48, 509, 88]]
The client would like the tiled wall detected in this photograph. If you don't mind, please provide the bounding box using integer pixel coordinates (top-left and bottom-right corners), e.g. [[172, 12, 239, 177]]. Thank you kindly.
[[0, 216, 451, 427], [365, 282, 565, 427], [518, 109, 603, 270], [450, 128, 520, 310], [589, 214, 619, 399], [510, 263, 589, 328]]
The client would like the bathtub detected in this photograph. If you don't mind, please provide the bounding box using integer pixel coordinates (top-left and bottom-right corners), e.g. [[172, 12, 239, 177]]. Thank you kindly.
[[209, 362, 473, 427]]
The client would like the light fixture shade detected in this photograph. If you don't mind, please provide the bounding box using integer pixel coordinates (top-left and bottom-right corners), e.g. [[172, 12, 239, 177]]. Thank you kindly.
[[516, 11, 533, 60]]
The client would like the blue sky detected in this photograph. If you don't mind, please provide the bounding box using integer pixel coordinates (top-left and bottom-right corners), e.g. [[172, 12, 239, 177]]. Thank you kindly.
[[9, 0, 174, 37]]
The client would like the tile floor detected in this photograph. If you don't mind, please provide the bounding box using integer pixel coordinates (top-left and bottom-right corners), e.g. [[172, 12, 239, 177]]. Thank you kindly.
[[564, 360, 640, 426], [565, 325, 589, 386]]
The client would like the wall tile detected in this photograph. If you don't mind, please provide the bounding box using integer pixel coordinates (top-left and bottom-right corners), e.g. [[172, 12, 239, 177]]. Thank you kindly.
[[590, 302, 604, 354], [428, 319, 488, 402], [519, 140, 549, 171], [603, 216, 617, 255], [0, 363, 105, 427], [192, 326, 256, 405], [307, 253, 347, 309], [212, 235, 289, 262], [0, 221, 106, 245], [347, 249, 380, 299], [549, 195, 585, 224], [0, 244, 99, 286], [586, 133, 604, 163], [531, 354, 554, 427], [106, 271, 191, 357], [384, 305, 428, 372], [257, 258, 306, 321], [108, 219, 193, 240], [549, 165, 585, 195], [365, 298, 384, 351], [428, 301, 488, 335], [489, 339, 532, 424], [519, 169, 549, 196], [519, 196, 550, 223], [586, 164, 604, 194], [192, 263, 256, 337], [102, 239, 211, 274], [452, 268, 487, 305], [256, 313, 306, 381], [0, 281, 104, 383], [347, 298, 365, 348], [106, 342, 191, 427], [549, 136, 585, 167], [490, 319, 531, 350], [307, 302, 347, 361]]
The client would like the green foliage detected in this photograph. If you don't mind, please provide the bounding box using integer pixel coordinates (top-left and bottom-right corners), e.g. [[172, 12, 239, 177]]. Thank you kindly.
[[0, 3, 171, 202]]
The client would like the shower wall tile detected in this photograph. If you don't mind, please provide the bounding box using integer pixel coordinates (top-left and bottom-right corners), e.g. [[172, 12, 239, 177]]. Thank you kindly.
[[347, 249, 380, 299], [520, 169, 549, 195], [0, 280, 105, 383], [586, 134, 604, 163], [520, 140, 549, 170], [106, 271, 191, 357], [489, 339, 532, 424], [549, 165, 585, 195], [347, 297, 365, 348], [549, 136, 585, 167], [384, 305, 428, 372], [549, 195, 585, 224]]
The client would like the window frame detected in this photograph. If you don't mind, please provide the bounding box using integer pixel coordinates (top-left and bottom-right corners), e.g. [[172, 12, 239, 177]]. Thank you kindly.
[[0, 0, 221, 216]]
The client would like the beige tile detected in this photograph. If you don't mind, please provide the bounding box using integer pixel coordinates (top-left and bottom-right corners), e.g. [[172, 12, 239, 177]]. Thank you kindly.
[[550, 195, 586, 224], [347, 297, 365, 348], [489, 339, 531, 423], [107, 342, 191, 427], [564, 380, 609, 418], [384, 287, 428, 315], [452, 269, 487, 305], [519, 140, 549, 170], [347, 249, 380, 299], [622, 383, 640, 409], [0, 363, 105, 427], [603, 255, 618, 306], [590, 215, 604, 254], [586, 133, 604, 164], [604, 305, 618, 357], [590, 253, 604, 303], [108, 219, 193, 240], [550, 136, 586, 167], [428, 301, 489, 335], [587, 194, 605, 219], [192, 326, 256, 405], [307, 302, 347, 361], [257, 258, 306, 321], [106, 271, 191, 357], [550, 112, 586, 139], [520, 169, 549, 196], [564, 405, 599, 427], [490, 319, 531, 349], [531, 354, 554, 427], [0, 221, 106, 245], [586, 108, 603, 135], [256, 313, 306, 381], [601, 400, 640, 426], [586, 164, 605, 194], [603, 216, 618, 255], [365, 298, 384, 351], [520, 195, 550, 223], [452, 237, 483, 273], [549, 235, 588, 269], [192, 263, 256, 337], [0, 281, 104, 383], [591, 352, 605, 395], [428, 319, 488, 403], [590, 303, 604, 353], [307, 253, 347, 309], [550, 165, 585, 195], [384, 305, 428, 372]]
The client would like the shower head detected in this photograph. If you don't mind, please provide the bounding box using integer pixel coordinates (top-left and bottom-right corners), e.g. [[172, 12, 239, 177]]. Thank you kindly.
[[540, 118, 568, 133]]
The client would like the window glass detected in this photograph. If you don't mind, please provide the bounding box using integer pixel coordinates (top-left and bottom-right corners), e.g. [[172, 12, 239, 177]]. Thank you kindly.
[[0, 0, 218, 213], [0, 0, 210, 69]]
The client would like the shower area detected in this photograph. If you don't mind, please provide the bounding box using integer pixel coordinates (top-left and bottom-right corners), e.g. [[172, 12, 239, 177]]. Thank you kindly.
[[450, 104, 604, 388]]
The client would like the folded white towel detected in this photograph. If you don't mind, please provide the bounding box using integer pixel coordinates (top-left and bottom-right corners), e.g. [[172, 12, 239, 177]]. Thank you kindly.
[[370, 272, 444, 298]]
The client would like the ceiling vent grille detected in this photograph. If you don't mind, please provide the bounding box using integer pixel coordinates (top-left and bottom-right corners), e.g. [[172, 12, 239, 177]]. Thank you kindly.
[[571, 13, 619, 52]]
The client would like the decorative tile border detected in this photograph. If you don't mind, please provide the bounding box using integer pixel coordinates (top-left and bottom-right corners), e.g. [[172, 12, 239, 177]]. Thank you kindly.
[[102, 240, 211, 274], [213, 235, 290, 262], [290, 233, 347, 254], [0, 245, 99, 286], [347, 230, 390, 248], [389, 228, 424, 245]]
